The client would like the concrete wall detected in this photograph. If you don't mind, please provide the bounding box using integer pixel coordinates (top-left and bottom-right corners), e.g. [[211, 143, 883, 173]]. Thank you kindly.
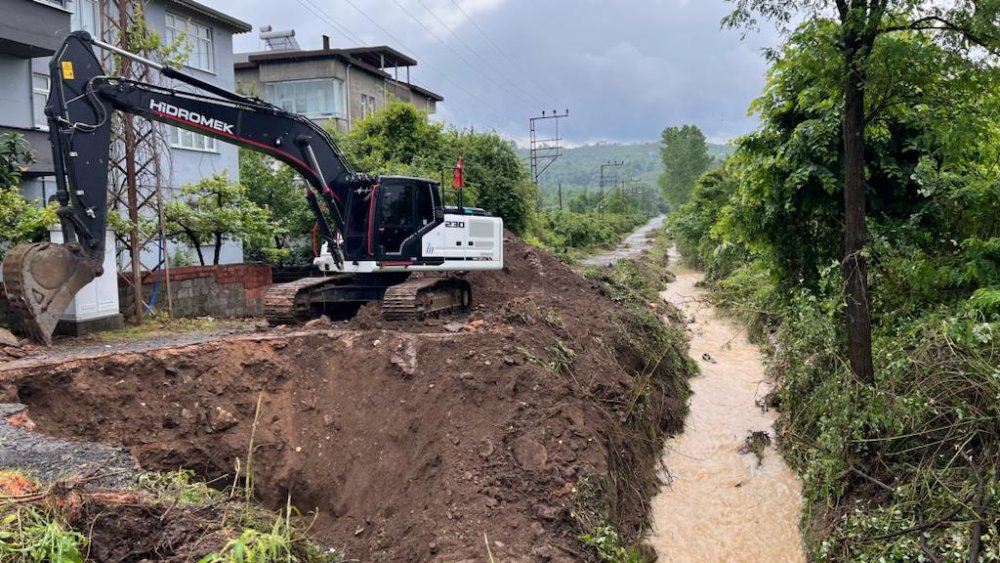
[[0, 54, 32, 129], [118, 264, 272, 321]]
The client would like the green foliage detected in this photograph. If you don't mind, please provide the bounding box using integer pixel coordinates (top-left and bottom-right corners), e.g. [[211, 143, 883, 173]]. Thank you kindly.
[[165, 172, 282, 266], [138, 469, 221, 506], [579, 525, 642, 563], [658, 125, 714, 208], [239, 149, 314, 265], [337, 101, 447, 176], [669, 5, 1000, 559], [667, 166, 745, 279], [0, 132, 57, 262], [0, 506, 86, 562], [538, 210, 648, 254], [454, 130, 536, 235], [337, 100, 537, 234]]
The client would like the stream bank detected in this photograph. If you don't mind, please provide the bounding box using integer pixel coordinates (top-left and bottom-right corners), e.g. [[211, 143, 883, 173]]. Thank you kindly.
[[650, 250, 806, 562]]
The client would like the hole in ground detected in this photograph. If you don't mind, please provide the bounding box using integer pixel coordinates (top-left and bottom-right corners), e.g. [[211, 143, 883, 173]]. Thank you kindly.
[[10, 330, 561, 561]]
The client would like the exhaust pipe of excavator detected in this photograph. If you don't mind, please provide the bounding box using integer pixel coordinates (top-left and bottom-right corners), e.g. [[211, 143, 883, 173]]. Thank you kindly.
[[2, 241, 102, 345]]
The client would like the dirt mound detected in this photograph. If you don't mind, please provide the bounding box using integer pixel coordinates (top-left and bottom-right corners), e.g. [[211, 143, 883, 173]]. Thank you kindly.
[[0, 233, 692, 562]]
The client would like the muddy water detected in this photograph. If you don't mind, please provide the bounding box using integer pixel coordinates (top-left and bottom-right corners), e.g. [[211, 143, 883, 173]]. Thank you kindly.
[[650, 250, 806, 562]]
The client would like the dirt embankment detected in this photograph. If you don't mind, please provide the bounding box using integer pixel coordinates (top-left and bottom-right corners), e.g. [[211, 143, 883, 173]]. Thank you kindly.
[[0, 234, 692, 562]]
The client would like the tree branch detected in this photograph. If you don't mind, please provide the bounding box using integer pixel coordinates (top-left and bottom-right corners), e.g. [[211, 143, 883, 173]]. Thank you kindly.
[[879, 15, 999, 53], [835, 0, 849, 20]]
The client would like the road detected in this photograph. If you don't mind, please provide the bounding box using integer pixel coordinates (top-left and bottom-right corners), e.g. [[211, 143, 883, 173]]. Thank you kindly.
[[577, 214, 666, 267]]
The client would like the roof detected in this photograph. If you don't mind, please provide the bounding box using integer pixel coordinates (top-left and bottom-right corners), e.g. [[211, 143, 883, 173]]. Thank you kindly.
[[408, 83, 444, 102], [235, 48, 444, 101], [338, 46, 416, 69], [162, 0, 252, 33]]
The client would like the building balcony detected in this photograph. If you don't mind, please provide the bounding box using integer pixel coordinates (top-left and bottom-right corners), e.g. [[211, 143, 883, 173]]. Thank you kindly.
[[0, 1, 71, 58]]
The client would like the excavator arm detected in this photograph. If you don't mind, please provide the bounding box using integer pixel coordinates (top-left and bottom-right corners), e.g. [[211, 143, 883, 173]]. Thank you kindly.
[[3, 31, 370, 344]]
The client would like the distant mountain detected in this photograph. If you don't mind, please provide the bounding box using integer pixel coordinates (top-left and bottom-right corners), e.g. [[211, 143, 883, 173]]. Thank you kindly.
[[517, 141, 733, 194]]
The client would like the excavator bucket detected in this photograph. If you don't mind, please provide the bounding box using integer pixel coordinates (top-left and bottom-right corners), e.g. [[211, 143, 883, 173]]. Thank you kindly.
[[2, 241, 102, 345]]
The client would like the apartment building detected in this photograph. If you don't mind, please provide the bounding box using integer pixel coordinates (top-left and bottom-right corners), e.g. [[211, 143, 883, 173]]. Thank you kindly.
[[235, 31, 443, 133], [0, 0, 251, 265]]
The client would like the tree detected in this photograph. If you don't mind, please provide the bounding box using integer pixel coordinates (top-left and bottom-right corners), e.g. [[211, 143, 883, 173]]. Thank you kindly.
[[338, 100, 447, 176], [658, 125, 713, 208], [239, 149, 314, 265], [725, 0, 1000, 384], [453, 131, 536, 235], [0, 133, 56, 263], [164, 172, 280, 266]]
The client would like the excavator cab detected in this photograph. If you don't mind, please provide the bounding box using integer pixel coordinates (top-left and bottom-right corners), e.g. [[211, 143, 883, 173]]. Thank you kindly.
[[373, 177, 440, 259], [342, 177, 443, 261]]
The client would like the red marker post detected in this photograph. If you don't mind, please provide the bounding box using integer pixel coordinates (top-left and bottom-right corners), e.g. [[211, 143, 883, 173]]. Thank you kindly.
[[454, 156, 464, 212]]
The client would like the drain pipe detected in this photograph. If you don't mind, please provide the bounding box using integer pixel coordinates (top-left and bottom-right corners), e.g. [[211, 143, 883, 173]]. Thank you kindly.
[[346, 63, 352, 130]]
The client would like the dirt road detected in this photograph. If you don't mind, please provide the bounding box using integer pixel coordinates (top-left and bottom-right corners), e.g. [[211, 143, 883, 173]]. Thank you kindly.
[[578, 215, 666, 267], [650, 250, 805, 562]]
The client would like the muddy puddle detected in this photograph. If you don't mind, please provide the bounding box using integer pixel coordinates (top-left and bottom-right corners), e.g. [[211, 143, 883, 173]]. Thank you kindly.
[[650, 250, 805, 562]]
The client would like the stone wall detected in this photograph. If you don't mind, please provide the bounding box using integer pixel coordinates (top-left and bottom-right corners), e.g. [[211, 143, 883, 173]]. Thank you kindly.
[[118, 264, 272, 321]]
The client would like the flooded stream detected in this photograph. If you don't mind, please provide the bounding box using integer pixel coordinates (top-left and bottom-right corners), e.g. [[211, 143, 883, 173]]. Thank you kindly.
[[650, 250, 805, 562]]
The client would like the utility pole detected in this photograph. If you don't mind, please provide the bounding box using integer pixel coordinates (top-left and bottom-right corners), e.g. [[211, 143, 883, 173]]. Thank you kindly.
[[557, 182, 563, 211], [529, 109, 569, 211], [599, 160, 623, 215]]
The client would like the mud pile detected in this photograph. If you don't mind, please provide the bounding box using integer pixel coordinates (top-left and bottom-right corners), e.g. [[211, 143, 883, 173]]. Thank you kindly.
[[0, 234, 691, 562]]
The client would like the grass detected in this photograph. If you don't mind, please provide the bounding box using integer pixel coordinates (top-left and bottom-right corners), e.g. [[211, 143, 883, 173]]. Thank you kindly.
[[88, 315, 249, 342], [0, 399, 341, 562], [0, 505, 86, 562]]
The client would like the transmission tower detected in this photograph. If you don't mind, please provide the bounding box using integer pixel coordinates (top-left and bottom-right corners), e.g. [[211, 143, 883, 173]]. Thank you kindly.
[[529, 109, 569, 211], [100, 0, 173, 322]]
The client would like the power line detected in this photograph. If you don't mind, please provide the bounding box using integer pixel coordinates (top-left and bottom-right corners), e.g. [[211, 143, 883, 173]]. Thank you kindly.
[[447, 0, 556, 105], [386, 0, 539, 112], [297, 0, 514, 127], [295, 0, 366, 47], [413, 0, 547, 108]]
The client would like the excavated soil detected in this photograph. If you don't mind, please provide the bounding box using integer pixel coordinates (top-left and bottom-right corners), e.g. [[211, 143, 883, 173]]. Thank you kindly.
[[0, 234, 690, 562]]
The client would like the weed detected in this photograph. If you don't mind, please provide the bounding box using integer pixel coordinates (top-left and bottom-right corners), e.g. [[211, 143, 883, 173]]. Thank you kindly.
[[0, 506, 86, 562], [518, 341, 576, 375], [579, 525, 643, 563], [137, 469, 221, 505]]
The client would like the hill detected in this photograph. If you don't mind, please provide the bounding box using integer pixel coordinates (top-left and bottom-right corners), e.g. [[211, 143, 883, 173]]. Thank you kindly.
[[517, 141, 733, 195]]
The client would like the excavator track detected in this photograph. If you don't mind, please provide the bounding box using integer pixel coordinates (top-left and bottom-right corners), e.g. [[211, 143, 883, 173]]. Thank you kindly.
[[381, 277, 472, 321], [263, 275, 350, 325]]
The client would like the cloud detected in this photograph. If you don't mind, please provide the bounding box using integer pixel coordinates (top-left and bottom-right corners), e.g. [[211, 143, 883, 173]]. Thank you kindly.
[[203, 0, 780, 144]]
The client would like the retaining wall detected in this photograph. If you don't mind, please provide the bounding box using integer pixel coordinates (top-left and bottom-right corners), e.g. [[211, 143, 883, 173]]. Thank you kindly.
[[118, 264, 272, 321]]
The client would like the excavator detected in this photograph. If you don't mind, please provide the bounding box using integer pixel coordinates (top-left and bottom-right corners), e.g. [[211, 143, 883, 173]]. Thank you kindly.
[[2, 32, 504, 345]]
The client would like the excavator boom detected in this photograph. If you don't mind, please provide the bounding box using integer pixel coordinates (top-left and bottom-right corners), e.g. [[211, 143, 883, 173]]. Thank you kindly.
[[3, 32, 502, 344]]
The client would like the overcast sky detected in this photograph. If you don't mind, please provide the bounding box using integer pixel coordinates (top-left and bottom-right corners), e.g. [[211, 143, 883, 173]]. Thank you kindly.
[[205, 0, 780, 146]]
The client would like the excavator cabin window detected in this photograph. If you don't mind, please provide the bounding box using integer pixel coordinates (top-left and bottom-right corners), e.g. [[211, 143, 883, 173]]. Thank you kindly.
[[377, 179, 439, 256]]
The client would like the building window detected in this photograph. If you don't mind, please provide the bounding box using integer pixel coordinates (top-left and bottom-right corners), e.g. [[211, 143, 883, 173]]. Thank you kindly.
[[165, 13, 214, 72], [169, 126, 217, 152], [361, 93, 377, 118], [266, 79, 345, 119], [33, 74, 50, 130], [68, 0, 99, 35]]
